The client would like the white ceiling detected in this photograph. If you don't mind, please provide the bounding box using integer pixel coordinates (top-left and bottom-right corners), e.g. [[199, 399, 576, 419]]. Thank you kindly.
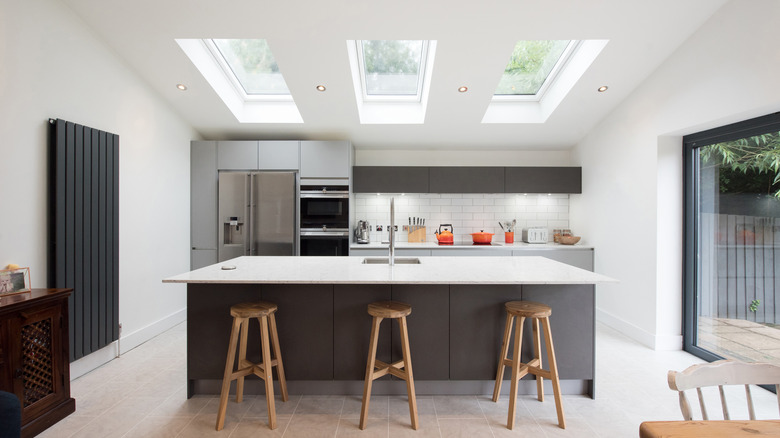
[[61, 0, 726, 151]]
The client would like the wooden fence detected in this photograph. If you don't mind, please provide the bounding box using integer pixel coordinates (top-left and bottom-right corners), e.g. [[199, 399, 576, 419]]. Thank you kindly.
[[700, 213, 780, 324]]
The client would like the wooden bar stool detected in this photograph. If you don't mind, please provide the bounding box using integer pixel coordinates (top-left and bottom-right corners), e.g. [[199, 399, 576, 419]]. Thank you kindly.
[[492, 300, 565, 430], [216, 301, 288, 431], [360, 300, 419, 430]]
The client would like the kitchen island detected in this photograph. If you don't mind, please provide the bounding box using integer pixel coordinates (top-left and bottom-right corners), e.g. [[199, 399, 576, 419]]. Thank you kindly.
[[164, 256, 615, 398]]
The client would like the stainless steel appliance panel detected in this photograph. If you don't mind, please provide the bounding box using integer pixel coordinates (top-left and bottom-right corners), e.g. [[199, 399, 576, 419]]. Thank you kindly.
[[251, 172, 296, 256], [219, 171, 297, 262], [218, 172, 249, 261]]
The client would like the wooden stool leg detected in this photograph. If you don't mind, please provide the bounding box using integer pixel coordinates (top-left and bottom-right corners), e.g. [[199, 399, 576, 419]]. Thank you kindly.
[[532, 317, 544, 402], [398, 316, 419, 430], [542, 317, 565, 429], [216, 317, 242, 431], [360, 316, 382, 430], [236, 318, 249, 403], [259, 316, 278, 430], [493, 312, 514, 402], [268, 313, 288, 402], [507, 316, 525, 430]]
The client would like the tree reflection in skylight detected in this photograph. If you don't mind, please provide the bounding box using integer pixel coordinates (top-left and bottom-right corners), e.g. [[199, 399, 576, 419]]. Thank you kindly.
[[359, 40, 427, 98], [211, 39, 290, 95], [495, 40, 572, 96]]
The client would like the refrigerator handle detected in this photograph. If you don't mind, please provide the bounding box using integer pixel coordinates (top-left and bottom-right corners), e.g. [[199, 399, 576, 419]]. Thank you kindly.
[[247, 173, 254, 256]]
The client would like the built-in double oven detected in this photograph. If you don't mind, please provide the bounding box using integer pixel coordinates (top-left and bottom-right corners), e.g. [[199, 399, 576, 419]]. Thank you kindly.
[[299, 185, 349, 256]]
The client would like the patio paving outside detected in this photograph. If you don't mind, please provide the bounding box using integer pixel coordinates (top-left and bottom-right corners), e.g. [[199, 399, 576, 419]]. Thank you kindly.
[[698, 316, 780, 365]]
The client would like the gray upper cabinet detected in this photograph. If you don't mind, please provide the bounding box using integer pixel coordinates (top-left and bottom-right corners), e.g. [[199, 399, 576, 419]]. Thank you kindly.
[[504, 167, 581, 193], [429, 167, 504, 193], [217, 141, 258, 170], [191, 141, 218, 250], [258, 141, 299, 170], [300, 141, 351, 179], [353, 166, 429, 193]]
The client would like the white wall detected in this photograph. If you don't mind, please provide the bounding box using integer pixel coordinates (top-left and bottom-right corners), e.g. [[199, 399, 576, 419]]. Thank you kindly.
[[571, 0, 780, 349], [0, 0, 197, 373]]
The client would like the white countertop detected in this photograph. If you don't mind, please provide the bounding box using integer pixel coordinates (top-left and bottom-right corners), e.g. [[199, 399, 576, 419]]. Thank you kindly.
[[350, 241, 592, 250], [163, 256, 616, 285]]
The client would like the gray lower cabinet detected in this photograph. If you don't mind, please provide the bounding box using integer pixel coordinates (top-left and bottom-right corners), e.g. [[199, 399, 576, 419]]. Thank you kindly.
[[429, 167, 504, 194], [391, 285, 450, 380], [521, 284, 594, 380], [513, 249, 593, 270], [217, 141, 258, 170], [333, 285, 392, 380], [449, 285, 524, 380], [300, 140, 351, 179], [261, 285, 334, 380], [353, 166, 429, 193]]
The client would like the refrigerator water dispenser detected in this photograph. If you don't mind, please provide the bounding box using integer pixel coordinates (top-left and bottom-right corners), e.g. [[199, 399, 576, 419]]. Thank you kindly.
[[223, 216, 244, 245]]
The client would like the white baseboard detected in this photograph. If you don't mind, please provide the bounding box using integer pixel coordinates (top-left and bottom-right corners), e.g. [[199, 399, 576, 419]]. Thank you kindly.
[[68, 307, 186, 380], [596, 307, 682, 351], [119, 307, 186, 354], [69, 341, 118, 379]]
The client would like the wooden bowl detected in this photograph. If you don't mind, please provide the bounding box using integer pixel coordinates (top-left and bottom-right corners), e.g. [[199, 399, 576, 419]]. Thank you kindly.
[[559, 235, 581, 245]]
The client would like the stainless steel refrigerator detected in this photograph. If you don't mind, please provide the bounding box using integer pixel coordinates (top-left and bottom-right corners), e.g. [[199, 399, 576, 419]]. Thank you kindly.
[[218, 171, 297, 261]]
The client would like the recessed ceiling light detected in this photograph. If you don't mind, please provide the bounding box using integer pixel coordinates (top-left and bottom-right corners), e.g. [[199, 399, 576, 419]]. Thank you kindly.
[[597, 85, 608, 92], [316, 85, 326, 92], [176, 84, 188, 91], [458, 86, 468, 93]]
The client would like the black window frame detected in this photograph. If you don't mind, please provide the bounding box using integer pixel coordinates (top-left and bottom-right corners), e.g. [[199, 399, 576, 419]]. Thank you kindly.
[[683, 111, 780, 361]]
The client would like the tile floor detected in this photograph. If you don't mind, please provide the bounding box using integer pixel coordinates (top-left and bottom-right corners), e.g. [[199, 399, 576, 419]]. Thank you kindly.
[[699, 316, 780, 365], [39, 322, 779, 438]]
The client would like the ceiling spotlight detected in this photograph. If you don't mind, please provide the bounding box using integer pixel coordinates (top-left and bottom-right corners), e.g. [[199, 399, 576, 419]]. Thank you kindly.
[[176, 84, 188, 91], [316, 85, 326, 92], [458, 86, 468, 93], [597, 86, 608, 92]]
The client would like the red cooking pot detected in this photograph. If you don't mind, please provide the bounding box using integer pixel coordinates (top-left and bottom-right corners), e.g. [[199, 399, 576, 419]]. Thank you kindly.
[[470, 230, 494, 244]]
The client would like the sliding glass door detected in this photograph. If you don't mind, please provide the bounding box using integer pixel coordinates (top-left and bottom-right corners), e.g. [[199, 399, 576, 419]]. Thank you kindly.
[[684, 113, 780, 364]]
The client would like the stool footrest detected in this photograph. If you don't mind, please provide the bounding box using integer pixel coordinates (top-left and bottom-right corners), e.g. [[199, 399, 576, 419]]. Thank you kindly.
[[373, 359, 408, 380]]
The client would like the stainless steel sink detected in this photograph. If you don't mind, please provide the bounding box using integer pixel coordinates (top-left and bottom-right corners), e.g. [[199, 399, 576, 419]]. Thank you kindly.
[[361, 257, 421, 265]]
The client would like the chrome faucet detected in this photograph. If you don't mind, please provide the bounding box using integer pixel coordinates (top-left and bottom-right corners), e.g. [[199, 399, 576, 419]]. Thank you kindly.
[[389, 197, 395, 266]]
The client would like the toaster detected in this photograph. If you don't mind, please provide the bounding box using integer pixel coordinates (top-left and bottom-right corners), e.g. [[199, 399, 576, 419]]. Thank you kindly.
[[522, 228, 548, 244]]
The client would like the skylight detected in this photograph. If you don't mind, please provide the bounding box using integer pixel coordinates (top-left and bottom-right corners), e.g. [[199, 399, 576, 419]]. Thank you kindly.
[[209, 39, 290, 96], [357, 40, 428, 101], [176, 38, 302, 123], [494, 40, 575, 99], [347, 40, 437, 124], [482, 39, 608, 124]]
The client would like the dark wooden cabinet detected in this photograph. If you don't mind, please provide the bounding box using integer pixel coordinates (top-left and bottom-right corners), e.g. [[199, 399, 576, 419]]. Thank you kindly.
[[504, 166, 582, 193], [353, 166, 429, 193], [429, 167, 505, 194], [352, 166, 582, 194], [0, 288, 75, 438]]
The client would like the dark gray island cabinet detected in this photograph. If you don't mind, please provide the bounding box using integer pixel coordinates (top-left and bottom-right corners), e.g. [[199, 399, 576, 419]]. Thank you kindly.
[[165, 256, 615, 398]]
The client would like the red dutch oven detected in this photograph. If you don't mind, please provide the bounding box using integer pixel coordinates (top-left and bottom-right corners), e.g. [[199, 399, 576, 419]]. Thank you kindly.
[[470, 230, 494, 244]]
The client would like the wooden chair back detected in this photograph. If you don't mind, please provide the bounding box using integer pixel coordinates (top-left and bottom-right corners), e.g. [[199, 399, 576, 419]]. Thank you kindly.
[[667, 359, 780, 421]]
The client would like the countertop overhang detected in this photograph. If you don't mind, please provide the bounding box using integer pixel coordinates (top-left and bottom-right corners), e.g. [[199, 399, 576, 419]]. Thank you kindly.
[[163, 256, 616, 285]]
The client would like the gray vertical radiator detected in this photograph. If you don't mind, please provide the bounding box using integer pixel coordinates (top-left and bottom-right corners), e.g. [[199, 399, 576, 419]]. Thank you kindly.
[[48, 118, 119, 362]]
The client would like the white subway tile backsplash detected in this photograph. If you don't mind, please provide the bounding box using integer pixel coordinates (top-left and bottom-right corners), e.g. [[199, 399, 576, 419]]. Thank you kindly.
[[354, 193, 569, 240]]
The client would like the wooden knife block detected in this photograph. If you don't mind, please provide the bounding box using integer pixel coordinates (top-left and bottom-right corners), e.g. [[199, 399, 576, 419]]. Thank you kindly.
[[407, 226, 427, 243]]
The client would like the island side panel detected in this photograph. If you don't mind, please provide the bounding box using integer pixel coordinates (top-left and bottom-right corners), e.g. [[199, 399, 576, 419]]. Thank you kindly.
[[390, 285, 450, 380], [449, 285, 524, 380], [521, 284, 595, 396], [333, 284, 392, 380], [261, 284, 335, 380], [187, 283, 261, 395]]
